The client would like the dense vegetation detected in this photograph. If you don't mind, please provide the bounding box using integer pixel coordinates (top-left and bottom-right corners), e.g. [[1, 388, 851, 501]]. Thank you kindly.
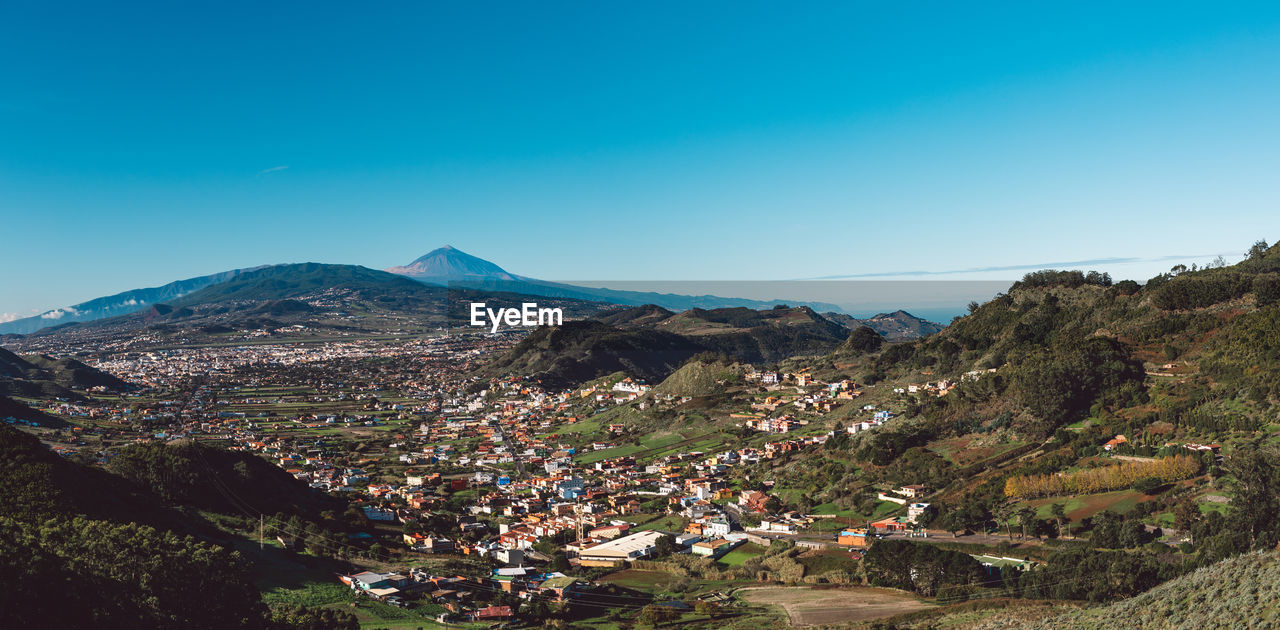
[[0, 425, 356, 629], [0, 516, 266, 629], [864, 539, 991, 597], [992, 551, 1280, 629]]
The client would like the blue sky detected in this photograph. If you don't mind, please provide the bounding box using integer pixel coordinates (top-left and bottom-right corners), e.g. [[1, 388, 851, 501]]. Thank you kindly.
[[3, 2, 1280, 318]]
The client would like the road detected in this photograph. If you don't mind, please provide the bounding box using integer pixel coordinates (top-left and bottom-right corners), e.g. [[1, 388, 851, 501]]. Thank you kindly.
[[493, 424, 527, 478]]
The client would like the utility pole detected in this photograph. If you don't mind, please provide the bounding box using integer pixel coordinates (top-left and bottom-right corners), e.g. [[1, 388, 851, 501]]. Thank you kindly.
[[259, 514, 264, 550]]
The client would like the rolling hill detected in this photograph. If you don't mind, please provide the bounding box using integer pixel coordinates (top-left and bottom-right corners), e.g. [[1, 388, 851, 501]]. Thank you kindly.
[[480, 320, 706, 387], [823, 309, 947, 341], [481, 304, 860, 387], [0, 346, 128, 401]]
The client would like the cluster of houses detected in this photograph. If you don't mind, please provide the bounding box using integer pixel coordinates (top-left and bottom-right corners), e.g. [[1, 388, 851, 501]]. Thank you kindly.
[[746, 372, 864, 416], [892, 379, 957, 397], [338, 566, 590, 621]]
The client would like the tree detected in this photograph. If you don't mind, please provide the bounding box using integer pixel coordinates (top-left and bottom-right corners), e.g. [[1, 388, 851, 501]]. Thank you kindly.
[[551, 552, 571, 573], [1247, 239, 1270, 260], [524, 599, 551, 620], [1012, 337, 1146, 436], [863, 539, 989, 596], [1050, 503, 1068, 539], [0, 516, 267, 629], [996, 504, 1015, 541], [1132, 477, 1163, 495], [637, 605, 681, 626], [1173, 500, 1201, 543], [763, 496, 783, 513], [1254, 273, 1280, 308], [1225, 445, 1280, 547], [270, 605, 359, 630], [1016, 506, 1037, 539], [653, 535, 676, 558], [941, 510, 967, 538]]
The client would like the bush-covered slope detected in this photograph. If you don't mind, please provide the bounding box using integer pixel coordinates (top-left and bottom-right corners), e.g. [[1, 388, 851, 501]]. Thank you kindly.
[[481, 320, 706, 387], [483, 306, 857, 387], [0, 424, 354, 629], [0, 346, 129, 400], [977, 551, 1280, 629]]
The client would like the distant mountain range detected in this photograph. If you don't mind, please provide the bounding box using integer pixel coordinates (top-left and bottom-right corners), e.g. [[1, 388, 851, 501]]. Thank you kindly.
[[8, 263, 606, 348], [0, 267, 262, 335], [1, 246, 947, 338], [385, 246, 857, 314]]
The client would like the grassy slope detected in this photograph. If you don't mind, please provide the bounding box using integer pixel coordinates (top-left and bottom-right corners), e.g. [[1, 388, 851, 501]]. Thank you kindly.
[[974, 551, 1280, 629]]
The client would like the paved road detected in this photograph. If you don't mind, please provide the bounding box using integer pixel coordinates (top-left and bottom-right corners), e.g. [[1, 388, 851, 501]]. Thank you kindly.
[[492, 424, 527, 478]]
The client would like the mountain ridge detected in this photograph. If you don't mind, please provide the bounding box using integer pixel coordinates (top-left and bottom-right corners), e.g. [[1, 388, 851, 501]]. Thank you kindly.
[[0, 267, 265, 336], [6, 246, 951, 338]]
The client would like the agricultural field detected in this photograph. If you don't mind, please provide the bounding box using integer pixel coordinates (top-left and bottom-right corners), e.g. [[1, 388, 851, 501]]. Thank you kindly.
[[1027, 488, 1154, 522], [739, 586, 933, 626]]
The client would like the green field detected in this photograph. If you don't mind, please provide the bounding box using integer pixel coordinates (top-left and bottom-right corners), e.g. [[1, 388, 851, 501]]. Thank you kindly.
[[631, 513, 685, 532], [718, 543, 767, 567], [1030, 488, 1152, 521], [598, 569, 675, 590]]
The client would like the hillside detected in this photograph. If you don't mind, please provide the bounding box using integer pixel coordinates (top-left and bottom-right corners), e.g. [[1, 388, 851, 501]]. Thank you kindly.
[[481, 320, 706, 387], [0, 395, 62, 427], [0, 423, 353, 629], [0, 346, 129, 400], [824, 309, 947, 341], [973, 551, 1280, 629], [595, 303, 676, 327], [15, 262, 605, 350], [519, 240, 1280, 616], [0, 267, 260, 335], [652, 359, 745, 397], [171, 262, 438, 306], [482, 305, 857, 387]]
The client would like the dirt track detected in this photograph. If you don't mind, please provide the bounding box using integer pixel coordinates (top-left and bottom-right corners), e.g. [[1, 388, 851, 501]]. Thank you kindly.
[[739, 586, 933, 626]]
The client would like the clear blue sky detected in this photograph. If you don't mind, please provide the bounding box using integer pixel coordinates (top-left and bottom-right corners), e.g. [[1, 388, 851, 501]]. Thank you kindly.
[[3, 1, 1280, 318]]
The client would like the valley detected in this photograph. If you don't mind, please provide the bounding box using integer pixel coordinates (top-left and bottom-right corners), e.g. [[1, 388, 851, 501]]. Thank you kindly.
[[5, 244, 1280, 629]]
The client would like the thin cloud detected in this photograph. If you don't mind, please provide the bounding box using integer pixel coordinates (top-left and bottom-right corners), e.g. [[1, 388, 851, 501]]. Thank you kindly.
[[804, 253, 1237, 280], [256, 165, 289, 176], [1, 308, 43, 323]]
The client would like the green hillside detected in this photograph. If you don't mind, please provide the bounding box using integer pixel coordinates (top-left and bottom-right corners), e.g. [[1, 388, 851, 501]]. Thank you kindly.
[[0, 346, 128, 401], [484, 305, 857, 386], [974, 551, 1280, 629], [0, 424, 357, 629]]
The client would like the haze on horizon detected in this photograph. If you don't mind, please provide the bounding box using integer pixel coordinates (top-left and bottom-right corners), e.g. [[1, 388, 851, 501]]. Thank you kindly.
[[3, 2, 1280, 318]]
